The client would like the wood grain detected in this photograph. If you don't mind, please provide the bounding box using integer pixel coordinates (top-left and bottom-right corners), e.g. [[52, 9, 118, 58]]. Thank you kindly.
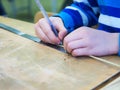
[[0, 16, 120, 90], [101, 76, 120, 90]]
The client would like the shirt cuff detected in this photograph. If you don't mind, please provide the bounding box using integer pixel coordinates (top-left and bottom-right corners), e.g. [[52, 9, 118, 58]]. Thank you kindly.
[[54, 12, 74, 33]]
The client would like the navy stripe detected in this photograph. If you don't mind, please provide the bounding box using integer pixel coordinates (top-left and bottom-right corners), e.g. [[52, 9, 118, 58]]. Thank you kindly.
[[98, 23, 120, 33], [100, 5, 120, 18], [98, 0, 120, 8], [63, 9, 83, 29], [87, 10, 98, 26], [72, 2, 93, 11], [72, 2, 98, 26], [88, 0, 98, 7]]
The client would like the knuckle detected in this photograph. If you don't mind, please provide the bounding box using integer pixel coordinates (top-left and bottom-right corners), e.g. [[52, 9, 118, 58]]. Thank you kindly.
[[72, 50, 78, 57], [44, 30, 50, 36], [80, 26, 88, 30], [81, 31, 89, 37], [40, 35, 46, 41], [50, 18, 55, 22]]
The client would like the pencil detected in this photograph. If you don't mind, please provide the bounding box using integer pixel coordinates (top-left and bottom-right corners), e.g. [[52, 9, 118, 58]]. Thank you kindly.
[[34, 0, 58, 37]]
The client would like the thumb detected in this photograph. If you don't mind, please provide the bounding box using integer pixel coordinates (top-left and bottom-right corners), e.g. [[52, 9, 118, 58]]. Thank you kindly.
[[50, 17, 68, 40], [54, 18, 68, 40], [59, 29, 67, 40]]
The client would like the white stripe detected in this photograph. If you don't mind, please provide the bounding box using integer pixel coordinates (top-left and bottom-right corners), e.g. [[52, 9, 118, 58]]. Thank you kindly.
[[74, 0, 89, 3], [66, 6, 88, 26], [99, 14, 120, 28]]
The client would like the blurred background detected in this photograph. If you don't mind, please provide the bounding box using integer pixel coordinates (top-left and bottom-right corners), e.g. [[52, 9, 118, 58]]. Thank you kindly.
[[0, 0, 72, 23]]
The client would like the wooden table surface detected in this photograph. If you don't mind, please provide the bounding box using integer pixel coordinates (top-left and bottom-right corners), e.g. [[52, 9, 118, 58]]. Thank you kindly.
[[0, 16, 120, 90], [101, 76, 120, 90]]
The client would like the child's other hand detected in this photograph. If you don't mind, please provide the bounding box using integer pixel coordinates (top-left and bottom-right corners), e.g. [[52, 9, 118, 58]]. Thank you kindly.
[[64, 27, 119, 56], [35, 17, 67, 45]]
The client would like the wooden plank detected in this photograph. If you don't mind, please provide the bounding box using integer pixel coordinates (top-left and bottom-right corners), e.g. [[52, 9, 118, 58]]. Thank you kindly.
[[101, 76, 120, 90], [0, 16, 35, 36], [0, 17, 120, 90], [0, 29, 120, 90]]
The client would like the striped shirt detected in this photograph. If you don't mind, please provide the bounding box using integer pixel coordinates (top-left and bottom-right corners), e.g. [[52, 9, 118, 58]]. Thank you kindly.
[[57, 0, 120, 33]]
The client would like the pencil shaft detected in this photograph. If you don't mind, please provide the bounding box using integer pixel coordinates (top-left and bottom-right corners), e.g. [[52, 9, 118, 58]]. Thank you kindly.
[[34, 0, 58, 37]]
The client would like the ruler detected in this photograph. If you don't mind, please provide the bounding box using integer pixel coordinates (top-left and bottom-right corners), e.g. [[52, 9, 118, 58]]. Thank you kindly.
[[0, 23, 65, 53], [0, 23, 120, 68]]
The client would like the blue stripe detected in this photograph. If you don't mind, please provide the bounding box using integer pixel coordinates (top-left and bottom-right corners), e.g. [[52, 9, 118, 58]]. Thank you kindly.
[[98, 0, 120, 8], [56, 12, 74, 33], [100, 5, 120, 18], [72, 2, 98, 26], [98, 23, 120, 33], [63, 9, 83, 29]]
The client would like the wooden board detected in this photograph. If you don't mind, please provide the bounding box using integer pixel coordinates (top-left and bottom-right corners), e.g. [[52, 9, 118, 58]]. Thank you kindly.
[[0, 16, 120, 90], [0, 16, 35, 36], [101, 76, 120, 90]]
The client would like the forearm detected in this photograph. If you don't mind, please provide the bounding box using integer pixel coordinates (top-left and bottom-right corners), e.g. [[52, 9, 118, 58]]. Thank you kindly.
[[55, 0, 99, 33]]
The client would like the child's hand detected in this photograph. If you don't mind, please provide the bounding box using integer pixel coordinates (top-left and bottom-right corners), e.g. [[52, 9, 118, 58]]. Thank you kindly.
[[64, 27, 119, 56], [35, 17, 67, 44]]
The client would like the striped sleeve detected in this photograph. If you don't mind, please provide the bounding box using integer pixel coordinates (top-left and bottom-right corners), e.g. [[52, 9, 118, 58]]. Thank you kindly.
[[97, 0, 120, 32], [56, 0, 99, 33]]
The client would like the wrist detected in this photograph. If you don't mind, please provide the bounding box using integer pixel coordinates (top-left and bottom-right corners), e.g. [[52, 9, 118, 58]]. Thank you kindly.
[[108, 33, 119, 55], [53, 12, 74, 33]]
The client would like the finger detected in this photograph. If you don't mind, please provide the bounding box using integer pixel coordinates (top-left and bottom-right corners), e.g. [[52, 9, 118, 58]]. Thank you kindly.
[[71, 48, 89, 57], [63, 30, 83, 50], [64, 27, 90, 43], [66, 39, 87, 53], [55, 23, 67, 40], [35, 24, 51, 43], [38, 19, 60, 44], [63, 35, 83, 51], [50, 17, 68, 40], [59, 29, 67, 41], [64, 29, 82, 41]]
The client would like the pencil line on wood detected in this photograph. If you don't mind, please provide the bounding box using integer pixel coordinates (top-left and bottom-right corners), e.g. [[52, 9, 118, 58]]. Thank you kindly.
[[89, 55, 120, 68]]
